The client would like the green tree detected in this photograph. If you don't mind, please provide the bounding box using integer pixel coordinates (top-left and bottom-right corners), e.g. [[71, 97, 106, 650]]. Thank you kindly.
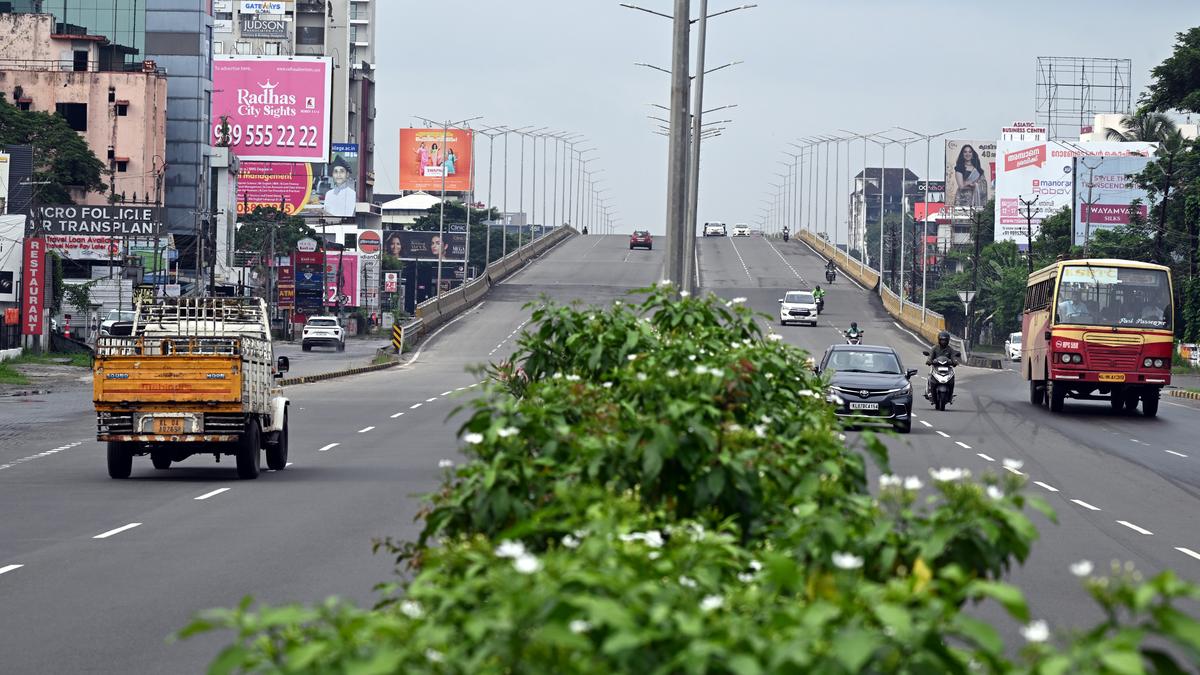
[[1142, 26, 1200, 114], [1032, 205, 1076, 264], [1103, 110, 1179, 142], [411, 201, 522, 274], [0, 98, 106, 204], [234, 206, 317, 253]]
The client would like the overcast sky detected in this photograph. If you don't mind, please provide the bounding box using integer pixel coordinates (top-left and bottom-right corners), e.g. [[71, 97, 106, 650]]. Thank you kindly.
[[375, 1, 1200, 237]]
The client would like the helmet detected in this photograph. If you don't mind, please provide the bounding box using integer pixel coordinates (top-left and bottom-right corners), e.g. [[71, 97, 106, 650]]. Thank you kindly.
[[937, 330, 950, 348], [850, 321, 858, 330], [815, 285, 822, 291]]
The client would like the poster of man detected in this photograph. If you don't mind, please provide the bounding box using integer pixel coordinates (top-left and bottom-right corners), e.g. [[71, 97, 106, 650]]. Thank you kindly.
[[382, 229, 467, 261], [944, 140, 996, 210], [321, 144, 359, 217]]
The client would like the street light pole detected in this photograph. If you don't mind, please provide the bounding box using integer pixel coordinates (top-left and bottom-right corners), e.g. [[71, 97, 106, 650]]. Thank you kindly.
[[415, 115, 482, 298], [663, 0, 691, 288]]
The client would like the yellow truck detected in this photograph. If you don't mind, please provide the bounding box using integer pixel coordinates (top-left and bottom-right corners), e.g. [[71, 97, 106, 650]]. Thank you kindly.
[[93, 298, 291, 479]]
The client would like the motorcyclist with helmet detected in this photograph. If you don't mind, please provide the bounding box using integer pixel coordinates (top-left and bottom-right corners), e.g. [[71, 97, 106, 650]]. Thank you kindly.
[[925, 330, 960, 399], [844, 321, 863, 344], [812, 284, 826, 313], [782, 226, 789, 242]]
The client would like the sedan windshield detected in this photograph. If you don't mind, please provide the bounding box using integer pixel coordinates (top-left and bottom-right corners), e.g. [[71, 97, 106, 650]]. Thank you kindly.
[[827, 350, 901, 375], [785, 292, 814, 304], [1055, 265, 1172, 331]]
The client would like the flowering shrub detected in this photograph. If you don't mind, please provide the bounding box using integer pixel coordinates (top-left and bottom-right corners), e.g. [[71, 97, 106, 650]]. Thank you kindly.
[[184, 284, 1200, 673]]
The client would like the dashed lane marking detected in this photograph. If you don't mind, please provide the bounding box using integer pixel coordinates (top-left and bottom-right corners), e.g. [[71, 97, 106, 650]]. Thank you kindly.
[[0, 564, 23, 576], [936, 431, 950, 438], [194, 488, 231, 501], [919, 420, 932, 428], [358, 426, 375, 433], [1177, 547, 1200, 561], [93, 523, 141, 539], [1166, 450, 1188, 458], [955, 441, 972, 449], [441, 391, 453, 396], [977, 453, 995, 462], [426, 397, 438, 402], [390, 412, 405, 419], [1071, 499, 1101, 511], [410, 403, 423, 409], [1116, 520, 1154, 535], [318, 443, 340, 453], [1033, 481, 1060, 492]]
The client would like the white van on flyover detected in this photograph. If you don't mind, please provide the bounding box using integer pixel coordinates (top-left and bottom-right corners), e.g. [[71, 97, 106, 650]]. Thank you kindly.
[[703, 222, 727, 237]]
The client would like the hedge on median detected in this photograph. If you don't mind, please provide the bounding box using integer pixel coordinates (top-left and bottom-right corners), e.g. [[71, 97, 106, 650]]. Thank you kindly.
[[182, 283, 1200, 674]]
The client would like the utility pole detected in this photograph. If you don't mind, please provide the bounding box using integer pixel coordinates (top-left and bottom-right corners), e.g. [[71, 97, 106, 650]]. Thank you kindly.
[[1079, 156, 1102, 257], [662, 0, 691, 288], [969, 205, 983, 350], [1018, 195, 1039, 273]]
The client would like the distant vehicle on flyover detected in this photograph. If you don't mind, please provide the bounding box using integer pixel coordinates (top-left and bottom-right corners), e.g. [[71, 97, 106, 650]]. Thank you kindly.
[[1022, 258, 1173, 417]]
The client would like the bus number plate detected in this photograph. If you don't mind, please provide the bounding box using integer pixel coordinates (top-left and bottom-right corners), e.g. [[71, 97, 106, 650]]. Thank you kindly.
[[154, 418, 186, 435], [1099, 373, 1126, 383]]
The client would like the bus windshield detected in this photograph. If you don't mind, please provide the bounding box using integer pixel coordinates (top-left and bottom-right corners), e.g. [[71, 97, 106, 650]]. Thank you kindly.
[[1055, 265, 1172, 331]]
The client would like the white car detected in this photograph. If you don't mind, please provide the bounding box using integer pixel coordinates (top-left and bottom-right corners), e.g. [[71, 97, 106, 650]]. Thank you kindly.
[[703, 222, 727, 237], [99, 310, 137, 337], [778, 291, 819, 327], [1005, 331, 1022, 361], [302, 316, 345, 352], [732, 224, 751, 237]]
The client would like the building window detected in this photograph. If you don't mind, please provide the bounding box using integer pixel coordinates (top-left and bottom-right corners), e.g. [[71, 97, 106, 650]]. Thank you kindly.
[[344, 233, 358, 249], [235, 41, 251, 55], [55, 102, 88, 131], [17, 100, 31, 111], [263, 42, 281, 55], [108, 87, 116, 103], [213, 41, 224, 54], [73, 50, 89, 72], [116, 161, 129, 173], [115, 103, 129, 116], [296, 26, 324, 45]]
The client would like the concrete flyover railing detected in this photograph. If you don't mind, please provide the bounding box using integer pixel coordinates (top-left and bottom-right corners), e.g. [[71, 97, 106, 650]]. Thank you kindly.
[[412, 226, 577, 339], [797, 230, 880, 290]]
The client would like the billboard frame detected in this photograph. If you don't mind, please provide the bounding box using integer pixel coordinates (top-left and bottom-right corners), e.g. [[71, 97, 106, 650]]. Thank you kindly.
[[212, 55, 333, 164]]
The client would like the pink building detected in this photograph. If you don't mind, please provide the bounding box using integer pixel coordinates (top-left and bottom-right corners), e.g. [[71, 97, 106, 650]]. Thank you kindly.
[[0, 13, 167, 206]]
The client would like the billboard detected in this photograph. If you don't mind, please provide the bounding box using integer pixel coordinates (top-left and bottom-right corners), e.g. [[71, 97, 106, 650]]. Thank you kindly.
[[212, 56, 332, 163], [323, 251, 360, 307], [43, 235, 122, 261], [294, 250, 324, 312], [398, 128, 474, 192], [319, 143, 358, 217], [1073, 155, 1153, 246], [33, 205, 164, 237], [382, 229, 467, 262], [22, 237, 45, 336], [994, 140, 1155, 244], [0, 215, 23, 303], [944, 140, 997, 210], [236, 161, 314, 215], [239, 15, 287, 38]]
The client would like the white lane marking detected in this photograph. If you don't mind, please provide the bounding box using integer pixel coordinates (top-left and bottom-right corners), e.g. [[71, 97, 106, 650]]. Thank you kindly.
[[1176, 547, 1200, 561], [318, 443, 340, 452], [955, 441, 972, 449], [469, 383, 480, 388], [977, 453, 995, 462], [1033, 481, 1060, 492], [919, 420, 932, 428], [425, 397, 438, 402], [726, 237, 753, 280], [410, 403, 423, 409], [1070, 499, 1101, 511], [910, 413, 917, 418], [0, 440, 87, 473], [0, 564, 24, 576], [936, 431, 950, 438], [890, 321, 927, 347], [441, 391, 453, 396], [761, 236, 806, 282], [94, 523, 142, 539], [390, 412, 405, 419], [194, 488, 231, 501], [1165, 401, 1191, 409], [1116, 520, 1154, 535], [358, 426, 375, 433], [455, 387, 466, 392], [1003, 466, 1025, 476], [1166, 450, 1188, 458]]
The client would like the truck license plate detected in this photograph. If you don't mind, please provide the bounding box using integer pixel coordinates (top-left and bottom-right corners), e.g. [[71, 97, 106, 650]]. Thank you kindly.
[[154, 418, 185, 435], [1098, 373, 1126, 383], [849, 402, 879, 411]]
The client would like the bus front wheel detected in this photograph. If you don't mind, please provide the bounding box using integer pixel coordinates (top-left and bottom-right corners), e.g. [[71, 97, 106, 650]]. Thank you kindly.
[[1029, 380, 1045, 406]]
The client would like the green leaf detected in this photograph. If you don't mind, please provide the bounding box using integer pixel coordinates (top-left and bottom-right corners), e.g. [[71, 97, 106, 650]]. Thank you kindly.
[[1099, 650, 1145, 675], [728, 654, 764, 675], [950, 614, 1002, 654], [874, 603, 913, 641], [831, 627, 881, 672], [969, 581, 1030, 622]]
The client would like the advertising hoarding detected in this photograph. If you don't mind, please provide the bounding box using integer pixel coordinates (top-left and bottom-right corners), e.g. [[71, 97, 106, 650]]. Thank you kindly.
[[212, 56, 332, 163], [994, 140, 1155, 243], [294, 250, 324, 312], [319, 143, 358, 217], [0, 215, 23, 303], [43, 235, 122, 261], [22, 237, 45, 336], [239, 15, 288, 38], [323, 251, 360, 307], [382, 229, 467, 262], [944, 140, 997, 210], [1073, 155, 1153, 246], [398, 128, 474, 192], [33, 205, 164, 237], [236, 161, 314, 215], [238, 1, 289, 12]]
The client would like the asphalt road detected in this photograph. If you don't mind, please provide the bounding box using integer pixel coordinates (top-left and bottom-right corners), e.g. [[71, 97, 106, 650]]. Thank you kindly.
[[697, 233, 1200, 637], [0, 234, 662, 674], [275, 335, 391, 378]]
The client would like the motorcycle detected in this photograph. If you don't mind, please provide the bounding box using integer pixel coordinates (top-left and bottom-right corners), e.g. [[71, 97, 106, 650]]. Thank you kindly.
[[782, 230, 790, 242], [825, 268, 836, 283], [922, 351, 957, 411], [815, 296, 824, 314], [844, 331, 863, 345]]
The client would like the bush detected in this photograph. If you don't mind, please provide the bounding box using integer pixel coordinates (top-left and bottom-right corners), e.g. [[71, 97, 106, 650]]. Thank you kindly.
[[183, 283, 1200, 673]]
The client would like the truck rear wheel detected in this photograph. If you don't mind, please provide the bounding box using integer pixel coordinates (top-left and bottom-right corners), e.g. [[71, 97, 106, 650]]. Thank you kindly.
[[107, 442, 133, 479], [151, 451, 172, 470], [236, 420, 262, 480], [266, 414, 288, 471]]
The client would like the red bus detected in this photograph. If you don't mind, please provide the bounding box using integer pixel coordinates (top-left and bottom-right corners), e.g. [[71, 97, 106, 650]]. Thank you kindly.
[[1023, 259, 1174, 417]]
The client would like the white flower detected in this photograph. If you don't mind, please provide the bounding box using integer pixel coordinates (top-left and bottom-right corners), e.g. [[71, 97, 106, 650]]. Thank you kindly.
[[642, 530, 664, 548], [1020, 619, 1050, 643], [463, 432, 484, 445], [986, 485, 1004, 500], [709, 369, 724, 378], [903, 476, 924, 491], [497, 426, 519, 438], [767, 333, 783, 342], [636, 372, 648, 382], [569, 619, 593, 634], [688, 354, 697, 361], [754, 424, 768, 438], [648, 551, 661, 560], [760, 415, 773, 424], [749, 560, 763, 572], [929, 467, 970, 482], [700, 595, 724, 612], [680, 290, 691, 297], [603, 381, 614, 388], [1002, 458, 1024, 471], [831, 552, 864, 570], [425, 649, 445, 663], [731, 297, 747, 305], [1070, 560, 1094, 577], [566, 374, 582, 382], [878, 474, 901, 489], [553, 372, 563, 379], [627, 354, 638, 361], [730, 341, 742, 350], [666, 369, 679, 377], [561, 534, 581, 549], [765, 372, 775, 379], [438, 459, 455, 469], [513, 553, 542, 574], [678, 576, 697, 588], [400, 600, 423, 619], [694, 365, 710, 375], [728, 423, 743, 432], [659, 278, 673, 287], [737, 572, 755, 583], [495, 540, 527, 559]]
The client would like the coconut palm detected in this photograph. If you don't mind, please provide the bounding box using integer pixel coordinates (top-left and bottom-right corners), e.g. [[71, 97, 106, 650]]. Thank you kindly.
[[1104, 111, 1179, 142]]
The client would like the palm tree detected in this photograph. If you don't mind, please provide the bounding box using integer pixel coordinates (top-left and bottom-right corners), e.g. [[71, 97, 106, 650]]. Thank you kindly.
[[1104, 111, 1179, 142]]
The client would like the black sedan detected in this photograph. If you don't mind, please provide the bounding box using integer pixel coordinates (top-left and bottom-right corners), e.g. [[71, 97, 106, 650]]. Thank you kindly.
[[816, 344, 917, 433]]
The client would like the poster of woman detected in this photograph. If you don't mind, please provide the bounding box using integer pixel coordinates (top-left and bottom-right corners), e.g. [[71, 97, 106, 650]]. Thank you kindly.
[[944, 140, 996, 210]]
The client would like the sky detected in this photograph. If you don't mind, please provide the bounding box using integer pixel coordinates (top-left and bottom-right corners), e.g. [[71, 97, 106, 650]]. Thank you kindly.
[[375, 1, 1200, 238]]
